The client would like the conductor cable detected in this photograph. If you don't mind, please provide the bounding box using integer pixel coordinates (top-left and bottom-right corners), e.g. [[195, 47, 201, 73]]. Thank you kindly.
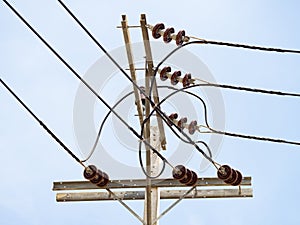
[[3, 0, 167, 167], [0, 78, 85, 168]]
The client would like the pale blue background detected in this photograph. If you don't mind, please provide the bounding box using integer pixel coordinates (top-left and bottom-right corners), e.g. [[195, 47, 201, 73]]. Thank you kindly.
[[1, 1, 300, 225]]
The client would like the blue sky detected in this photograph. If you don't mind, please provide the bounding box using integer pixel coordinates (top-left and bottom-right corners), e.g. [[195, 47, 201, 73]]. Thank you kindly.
[[1, 1, 300, 225]]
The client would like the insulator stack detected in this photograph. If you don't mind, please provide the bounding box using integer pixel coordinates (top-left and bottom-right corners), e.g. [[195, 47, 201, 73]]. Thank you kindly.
[[168, 113, 199, 134], [83, 165, 110, 187], [159, 66, 193, 88], [217, 165, 243, 186], [172, 165, 198, 186], [150, 23, 189, 46]]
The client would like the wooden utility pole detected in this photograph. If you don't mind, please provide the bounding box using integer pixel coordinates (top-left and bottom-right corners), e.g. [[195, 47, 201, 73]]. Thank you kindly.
[[53, 14, 253, 225]]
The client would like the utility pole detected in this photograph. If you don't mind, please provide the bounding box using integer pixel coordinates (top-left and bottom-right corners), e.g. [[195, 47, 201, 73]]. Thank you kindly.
[[53, 14, 253, 225]]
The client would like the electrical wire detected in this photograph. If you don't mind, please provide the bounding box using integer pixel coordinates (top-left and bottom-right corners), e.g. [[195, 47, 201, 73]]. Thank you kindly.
[[56, 0, 187, 145], [189, 37, 300, 54], [141, 86, 214, 160], [146, 37, 300, 146], [192, 80, 300, 98], [57, 0, 156, 109], [154, 84, 300, 146], [0, 78, 85, 167], [2, 0, 169, 173], [150, 40, 300, 100], [82, 86, 213, 178], [56, 1, 213, 175], [81, 91, 134, 162]]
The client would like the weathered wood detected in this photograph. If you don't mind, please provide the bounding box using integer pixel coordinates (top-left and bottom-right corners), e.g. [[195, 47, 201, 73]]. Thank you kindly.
[[140, 14, 167, 150], [121, 15, 144, 127], [53, 177, 252, 191], [140, 14, 153, 225], [56, 188, 253, 202], [144, 126, 160, 225]]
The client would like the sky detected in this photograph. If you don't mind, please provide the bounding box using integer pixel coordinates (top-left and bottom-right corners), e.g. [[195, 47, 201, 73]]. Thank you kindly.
[[1, 0, 300, 225]]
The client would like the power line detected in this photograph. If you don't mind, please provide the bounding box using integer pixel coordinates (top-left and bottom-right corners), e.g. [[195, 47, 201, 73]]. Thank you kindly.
[[0, 78, 85, 167], [158, 85, 300, 146], [2, 0, 172, 171], [150, 39, 300, 99], [56, 1, 219, 170], [189, 37, 300, 54], [192, 81, 300, 98]]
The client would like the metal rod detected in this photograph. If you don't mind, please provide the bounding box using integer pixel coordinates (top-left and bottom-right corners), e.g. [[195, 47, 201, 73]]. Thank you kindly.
[[152, 186, 196, 225], [106, 188, 146, 225]]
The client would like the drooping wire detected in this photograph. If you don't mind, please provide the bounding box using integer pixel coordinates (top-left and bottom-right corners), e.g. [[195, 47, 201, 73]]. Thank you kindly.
[[64, 0, 219, 169], [154, 84, 300, 146], [141, 86, 214, 162], [81, 91, 134, 162], [56, 1, 212, 174], [56, 2, 235, 171], [2, 0, 170, 172], [83, 85, 214, 176], [79, 88, 168, 178], [0, 78, 85, 168]]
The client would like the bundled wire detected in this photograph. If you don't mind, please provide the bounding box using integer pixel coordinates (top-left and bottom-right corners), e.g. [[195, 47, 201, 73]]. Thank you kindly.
[[2, 0, 172, 177], [55, 1, 219, 174], [4, 0, 300, 181]]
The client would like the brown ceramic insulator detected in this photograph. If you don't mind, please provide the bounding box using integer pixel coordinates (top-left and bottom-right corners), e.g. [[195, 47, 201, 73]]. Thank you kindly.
[[97, 172, 109, 187], [171, 71, 181, 85], [182, 73, 192, 87], [186, 170, 198, 186], [160, 66, 171, 81], [224, 169, 238, 184], [177, 117, 188, 131], [163, 27, 175, 43], [90, 170, 104, 184], [168, 113, 178, 126], [217, 165, 232, 180], [168, 113, 178, 120], [172, 165, 187, 180], [176, 30, 186, 46], [179, 169, 193, 184], [188, 120, 198, 135], [83, 165, 98, 180], [231, 170, 243, 186], [152, 23, 165, 39]]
